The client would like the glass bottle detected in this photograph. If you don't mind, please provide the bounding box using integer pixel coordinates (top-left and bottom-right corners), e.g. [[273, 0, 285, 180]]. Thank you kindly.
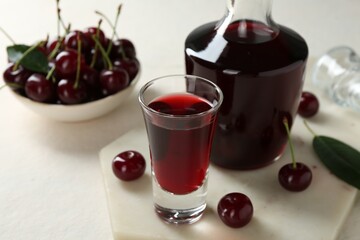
[[185, 0, 308, 169]]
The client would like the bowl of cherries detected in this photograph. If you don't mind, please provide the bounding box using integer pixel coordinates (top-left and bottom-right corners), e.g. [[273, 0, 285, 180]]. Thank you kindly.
[[2, 3, 140, 122]]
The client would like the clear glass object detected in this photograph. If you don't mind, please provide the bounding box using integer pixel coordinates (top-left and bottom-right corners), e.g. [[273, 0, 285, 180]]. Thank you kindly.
[[312, 46, 360, 111], [185, 0, 308, 169], [138, 75, 223, 224]]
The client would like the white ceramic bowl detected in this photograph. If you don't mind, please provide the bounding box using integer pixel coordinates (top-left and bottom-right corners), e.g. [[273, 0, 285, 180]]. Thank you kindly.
[[10, 71, 140, 122]]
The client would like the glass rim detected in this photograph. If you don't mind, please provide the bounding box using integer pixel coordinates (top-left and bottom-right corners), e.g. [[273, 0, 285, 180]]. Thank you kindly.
[[138, 74, 223, 119]]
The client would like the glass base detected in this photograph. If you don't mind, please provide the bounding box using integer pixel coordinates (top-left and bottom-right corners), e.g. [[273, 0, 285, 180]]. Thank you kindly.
[[154, 203, 206, 224], [152, 171, 208, 224]]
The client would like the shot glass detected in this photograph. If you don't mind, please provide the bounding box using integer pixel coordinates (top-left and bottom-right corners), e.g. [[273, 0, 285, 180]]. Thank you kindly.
[[138, 75, 223, 224]]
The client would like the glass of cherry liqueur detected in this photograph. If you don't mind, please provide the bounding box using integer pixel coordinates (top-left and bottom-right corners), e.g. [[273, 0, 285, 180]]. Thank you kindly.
[[139, 75, 223, 224], [185, 0, 309, 169]]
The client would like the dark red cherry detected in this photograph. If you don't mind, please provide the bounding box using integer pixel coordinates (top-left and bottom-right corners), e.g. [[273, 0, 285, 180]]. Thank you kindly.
[[217, 192, 253, 228], [25, 73, 55, 103], [100, 69, 129, 96], [46, 37, 63, 55], [3, 63, 32, 91], [55, 49, 84, 78], [278, 162, 312, 192], [113, 58, 139, 81], [86, 48, 106, 71], [57, 79, 88, 104], [64, 30, 91, 52], [112, 150, 146, 181], [111, 38, 136, 59], [83, 27, 106, 48], [80, 66, 101, 100], [81, 65, 99, 89], [298, 91, 319, 118]]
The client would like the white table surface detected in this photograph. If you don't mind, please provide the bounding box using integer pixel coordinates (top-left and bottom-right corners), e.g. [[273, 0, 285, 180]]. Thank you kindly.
[[0, 0, 359, 239]]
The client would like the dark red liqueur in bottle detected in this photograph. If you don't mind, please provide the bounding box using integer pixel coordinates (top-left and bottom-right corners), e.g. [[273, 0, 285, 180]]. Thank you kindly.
[[185, 16, 308, 169]]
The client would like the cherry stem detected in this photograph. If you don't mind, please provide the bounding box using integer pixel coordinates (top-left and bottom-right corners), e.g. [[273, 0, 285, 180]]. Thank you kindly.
[[66, 23, 71, 33], [90, 20, 102, 68], [46, 66, 56, 80], [56, 3, 60, 38], [106, 4, 122, 55], [42, 34, 49, 47], [74, 33, 82, 89], [303, 120, 318, 137], [118, 43, 127, 59], [283, 117, 297, 169], [0, 26, 16, 44], [95, 10, 120, 39], [56, 0, 69, 36], [48, 36, 65, 60], [92, 35, 113, 70], [13, 42, 42, 71]]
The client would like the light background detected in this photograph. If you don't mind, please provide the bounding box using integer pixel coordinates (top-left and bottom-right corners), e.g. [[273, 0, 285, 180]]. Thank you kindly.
[[0, 0, 359, 239]]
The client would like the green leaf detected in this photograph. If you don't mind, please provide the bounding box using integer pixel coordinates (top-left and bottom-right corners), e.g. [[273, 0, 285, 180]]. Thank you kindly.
[[313, 135, 360, 189], [7, 44, 49, 73]]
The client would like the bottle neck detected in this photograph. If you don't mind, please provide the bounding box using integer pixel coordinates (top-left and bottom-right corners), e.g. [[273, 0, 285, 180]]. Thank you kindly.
[[217, 0, 279, 43], [226, 0, 274, 24]]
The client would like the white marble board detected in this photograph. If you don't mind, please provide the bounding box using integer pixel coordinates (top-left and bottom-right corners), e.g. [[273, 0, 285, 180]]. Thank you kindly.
[[99, 120, 357, 240]]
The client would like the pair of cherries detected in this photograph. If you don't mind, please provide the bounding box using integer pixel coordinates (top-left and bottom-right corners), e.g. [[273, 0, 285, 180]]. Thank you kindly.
[[278, 91, 320, 192]]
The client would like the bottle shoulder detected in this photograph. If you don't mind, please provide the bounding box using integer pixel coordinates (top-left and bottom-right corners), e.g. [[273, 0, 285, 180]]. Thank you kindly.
[[185, 21, 308, 73]]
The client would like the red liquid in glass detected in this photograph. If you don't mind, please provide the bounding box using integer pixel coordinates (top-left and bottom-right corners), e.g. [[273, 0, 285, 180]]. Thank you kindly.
[[146, 93, 214, 195], [185, 20, 308, 169]]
